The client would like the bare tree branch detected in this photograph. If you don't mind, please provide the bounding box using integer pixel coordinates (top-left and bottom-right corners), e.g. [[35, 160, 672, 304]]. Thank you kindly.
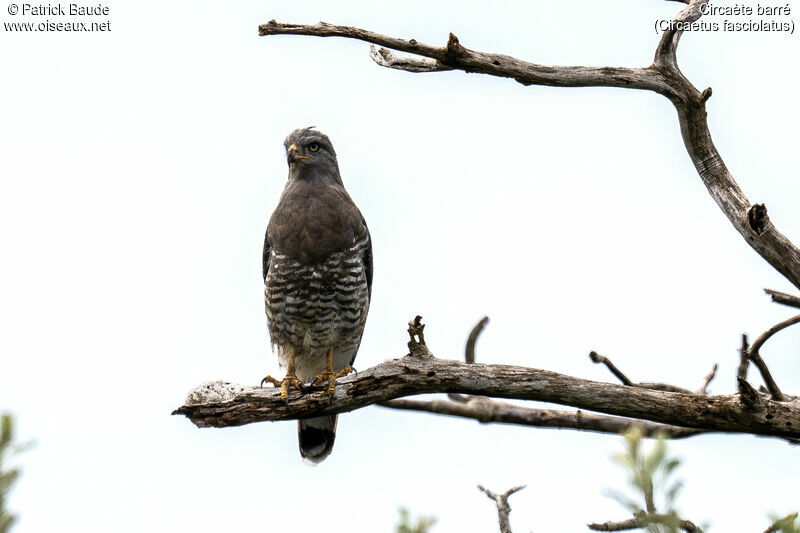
[[258, 1, 800, 291], [259, 20, 662, 91], [745, 314, 800, 402], [380, 321, 717, 439], [750, 314, 800, 359], [747, 351, 785, 402], [765, 289, 800, 310], [449, 316, 489, 403], [478, 485, 525, 533], [737, 334, 750, 382], [379, 397, 705, 439], [251, 5, 800, 530], [465, 316, 489, 364], [590, 351, 697, 394], [589, 351, 634, 386], [174, 350, 800, 441], [696, 363, 718, 395]]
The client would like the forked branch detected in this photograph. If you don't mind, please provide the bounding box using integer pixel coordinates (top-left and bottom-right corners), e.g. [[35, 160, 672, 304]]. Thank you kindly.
[[174, 319, 800, 441], [383, 320, 713, 439], [479, 485, 525, 533], [745, 313, 800, 402], [258, 0, 800, 290]]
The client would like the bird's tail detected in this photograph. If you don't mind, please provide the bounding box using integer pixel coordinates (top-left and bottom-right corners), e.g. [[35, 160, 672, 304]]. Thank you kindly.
[[298, 415, 337, 464]]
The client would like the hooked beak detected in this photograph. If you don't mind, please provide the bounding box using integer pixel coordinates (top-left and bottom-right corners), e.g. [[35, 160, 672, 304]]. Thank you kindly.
[[287, 144, 309, 165]]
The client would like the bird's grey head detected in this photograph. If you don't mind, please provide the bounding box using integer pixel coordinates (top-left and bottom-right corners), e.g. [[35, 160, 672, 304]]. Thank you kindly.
[[283, 127, 341, 184]]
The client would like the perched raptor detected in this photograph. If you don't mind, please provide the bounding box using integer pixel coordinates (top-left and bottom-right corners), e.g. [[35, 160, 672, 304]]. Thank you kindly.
[[262, 127, 373, 464]]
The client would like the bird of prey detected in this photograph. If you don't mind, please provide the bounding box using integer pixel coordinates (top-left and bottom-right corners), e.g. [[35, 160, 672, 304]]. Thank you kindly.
[[261, 127, 373, 464]]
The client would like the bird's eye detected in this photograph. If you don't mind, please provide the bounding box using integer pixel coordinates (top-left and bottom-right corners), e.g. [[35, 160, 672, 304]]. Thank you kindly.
[[308, 143, 320, 152]]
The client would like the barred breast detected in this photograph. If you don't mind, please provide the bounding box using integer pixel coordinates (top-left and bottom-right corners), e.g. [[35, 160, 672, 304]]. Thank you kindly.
[[265, 234, 370, 380]]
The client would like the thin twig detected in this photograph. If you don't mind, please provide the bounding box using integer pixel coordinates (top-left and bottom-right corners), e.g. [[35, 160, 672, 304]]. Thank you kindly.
[[746, 314, 800, 402], [589, 352, 634, 386], [750, 314, 800, 357], [449, 316, 490, 402], [465, 316, 489, 364], [478, 485, 525, 533], [747, 351, 786, 402], [764, 289, 800, 309], [737, 334, 750, 382], [696, 364, 718, 395], [590, 352, 692, 393]]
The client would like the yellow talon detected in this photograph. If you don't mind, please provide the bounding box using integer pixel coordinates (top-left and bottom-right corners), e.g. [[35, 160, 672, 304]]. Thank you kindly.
[[260, 374, 302, 400], [260, 346, 304, 400], [311, 349, 355, 395]]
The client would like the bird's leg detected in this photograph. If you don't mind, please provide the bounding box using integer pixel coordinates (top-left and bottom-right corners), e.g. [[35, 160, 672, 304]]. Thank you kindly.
[[281, 347, 304, 399], [260, 347, 304, 401], [312, 348, 353, 396]]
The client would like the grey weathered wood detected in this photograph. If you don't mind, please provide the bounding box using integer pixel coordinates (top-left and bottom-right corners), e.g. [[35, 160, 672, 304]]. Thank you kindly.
[[765, 289, 800, 309], [379, 397, 706, 439], [173, 354, 800, 440], [478, 485, 525, 533]]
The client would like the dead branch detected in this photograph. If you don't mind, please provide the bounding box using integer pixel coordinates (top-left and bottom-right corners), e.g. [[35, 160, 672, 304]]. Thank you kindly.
[[764, 289, 800, 310], [396, 320, 707, 438], [750, 314, 800, 359], [478, 485, 525, 533], [696, 364, 718, 395], [465, 316, 489, 364], [737, 334, 750, 382], [448, 316, 489, 402], [379, 397, 705, 439], [590, 351, 702, 394], [745, 313, 800, 402], [174, 319, 800, 441], [589, 351, 634, 387], [258, 0, 800, 291]]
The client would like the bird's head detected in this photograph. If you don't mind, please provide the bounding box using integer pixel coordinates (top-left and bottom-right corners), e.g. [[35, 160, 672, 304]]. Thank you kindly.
[[283, 127, 340, 182]]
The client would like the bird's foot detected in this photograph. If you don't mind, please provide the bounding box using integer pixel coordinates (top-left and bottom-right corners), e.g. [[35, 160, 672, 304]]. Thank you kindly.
[[312, 366, 354, 396], [260, 374, 305, 400]]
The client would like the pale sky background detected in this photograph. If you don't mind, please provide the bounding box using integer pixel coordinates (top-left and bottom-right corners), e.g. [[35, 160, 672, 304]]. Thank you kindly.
[[1, 1, 799, 531]]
